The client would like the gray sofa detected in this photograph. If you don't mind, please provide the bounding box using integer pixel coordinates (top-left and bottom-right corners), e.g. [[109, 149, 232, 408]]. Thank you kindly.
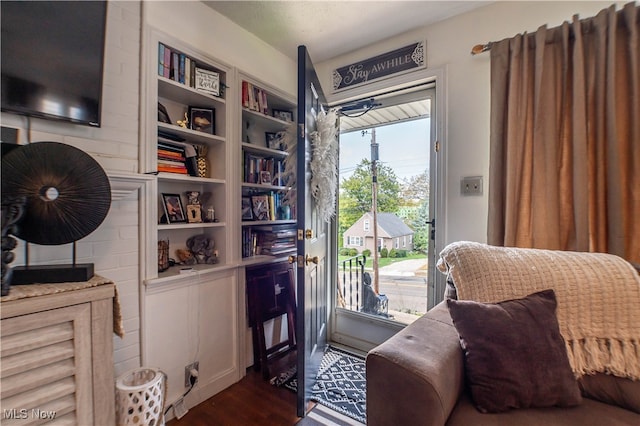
[[366, 243, 640, 425]]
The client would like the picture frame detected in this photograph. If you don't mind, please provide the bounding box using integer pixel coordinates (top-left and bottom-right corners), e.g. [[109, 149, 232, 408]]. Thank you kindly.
[[265, 132, 283, 150], [194, 67, 220, 96], [272, 109, 293, 122], [188, 106, 215, 134], [241, 196, 254, 220], [260, 170, 272, 185], [162, 193, 186, 223], [186, 204, 202, 223], [158, 102, 171, 123], [251, 195, 270, 221]]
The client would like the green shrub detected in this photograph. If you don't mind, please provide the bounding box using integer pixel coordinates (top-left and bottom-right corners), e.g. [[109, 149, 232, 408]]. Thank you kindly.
[[362, 249, 371, 258], [348, 248, 358, 257], [389, 248, 397, 258], [339, 247, 351, 256], [380, 247, 389, 258], [396, 249, 408, 258]]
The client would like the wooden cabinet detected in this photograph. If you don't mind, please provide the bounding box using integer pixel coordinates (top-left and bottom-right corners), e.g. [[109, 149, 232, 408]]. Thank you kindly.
[[1, 282, 116, 425]]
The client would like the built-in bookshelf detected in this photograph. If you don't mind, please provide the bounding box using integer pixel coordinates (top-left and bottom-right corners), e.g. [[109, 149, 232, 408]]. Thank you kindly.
[[239, 76, 297, 261], [143, 30, 233, 282]]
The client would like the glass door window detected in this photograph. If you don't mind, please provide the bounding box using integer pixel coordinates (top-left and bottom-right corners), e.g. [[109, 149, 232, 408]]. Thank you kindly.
[[336, 86, 436, 327]]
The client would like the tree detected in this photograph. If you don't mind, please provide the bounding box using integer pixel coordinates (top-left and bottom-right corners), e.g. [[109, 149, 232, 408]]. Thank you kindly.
[[400, 169, 429, 205], [411, 200, 430, 253], [338, 159, 401, 239]]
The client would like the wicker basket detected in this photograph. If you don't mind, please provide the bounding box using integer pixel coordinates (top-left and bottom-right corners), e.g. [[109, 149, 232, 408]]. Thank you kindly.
[[115, 368, 165, 426]]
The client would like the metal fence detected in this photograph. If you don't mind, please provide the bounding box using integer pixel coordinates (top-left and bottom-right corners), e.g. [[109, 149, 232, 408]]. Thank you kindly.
[[337, 254, 366, 312]]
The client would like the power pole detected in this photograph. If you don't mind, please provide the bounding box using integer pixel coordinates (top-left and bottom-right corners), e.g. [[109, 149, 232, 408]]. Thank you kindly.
[[370, 129, 380, 294]]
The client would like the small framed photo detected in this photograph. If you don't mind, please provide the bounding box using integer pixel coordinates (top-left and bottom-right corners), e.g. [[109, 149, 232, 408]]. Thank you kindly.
[[260, 171, 272, 185], [195, 67, 220, 96], [265, 132, 283, 150], [188, 106, 215, 134], [251, 195, 270, 221], [162, 193, 186, 223], [186, 205, 202, 223], [241, 196, 253, 220], [273, 109, 293, 122]]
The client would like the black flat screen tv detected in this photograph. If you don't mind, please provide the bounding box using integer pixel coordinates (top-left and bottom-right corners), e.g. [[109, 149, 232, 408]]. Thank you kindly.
[[1, 1, 107, 127]]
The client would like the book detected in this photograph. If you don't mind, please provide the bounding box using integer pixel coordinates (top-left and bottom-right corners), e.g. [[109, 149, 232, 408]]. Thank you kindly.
[[163, 45, 171, 78], [184, 57, 191, 86], [171, 51, 179, 81], [158, 43, 165, 76], [242, 81, 249, 108], [179, 53, 186, 84]]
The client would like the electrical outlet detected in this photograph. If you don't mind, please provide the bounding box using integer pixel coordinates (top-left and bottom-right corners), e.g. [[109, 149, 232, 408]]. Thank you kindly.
[[461, 176, 483, 196], [173, 397, 188, 419], [184, 361, 199, 387]]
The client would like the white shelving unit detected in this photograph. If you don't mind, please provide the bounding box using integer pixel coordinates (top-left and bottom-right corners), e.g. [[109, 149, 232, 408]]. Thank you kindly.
[[143, 29, 234, 284], [238, 74, 297, 263]]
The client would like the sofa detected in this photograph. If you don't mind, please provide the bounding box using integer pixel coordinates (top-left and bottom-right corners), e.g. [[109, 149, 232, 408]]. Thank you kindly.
[[366, 242, 640, 425]]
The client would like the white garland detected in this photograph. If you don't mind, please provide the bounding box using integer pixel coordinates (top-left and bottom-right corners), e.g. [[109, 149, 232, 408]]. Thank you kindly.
[[279, 109, 339, 223], [310, 109, 339, 223], [280, 122, 296, 207]]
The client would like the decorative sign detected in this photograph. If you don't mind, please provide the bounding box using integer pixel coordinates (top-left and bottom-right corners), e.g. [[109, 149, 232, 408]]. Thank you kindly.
[[332, 41, 425, 92], [195, 68, 220, 96]]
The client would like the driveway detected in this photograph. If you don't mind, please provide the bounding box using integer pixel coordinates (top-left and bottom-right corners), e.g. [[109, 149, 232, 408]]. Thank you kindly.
[[378, 258, 427, 277]]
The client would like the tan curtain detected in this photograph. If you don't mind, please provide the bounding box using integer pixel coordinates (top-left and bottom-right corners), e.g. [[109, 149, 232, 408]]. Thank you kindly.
[[488, 3, 640, 264]]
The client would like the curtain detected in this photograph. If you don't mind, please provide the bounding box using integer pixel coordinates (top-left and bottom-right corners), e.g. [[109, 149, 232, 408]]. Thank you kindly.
[[488, 3, 640, 264]]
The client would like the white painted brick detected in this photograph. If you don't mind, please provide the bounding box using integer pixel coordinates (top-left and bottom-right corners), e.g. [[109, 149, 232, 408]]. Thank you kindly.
[[115, 283, 139, 302], [118, 254, 139, 268], [114, 326, 140, 350], [118, 295, 139, 320], [114, 358, 141, 378], [122, 316, 140, 334], [119, 143, 140, 159], [94, 256, 120, 271], [2, 0, 142, 375], [114, 344, 140, 362], [119, 226, 139, 240], [99, 266, 139, 283]]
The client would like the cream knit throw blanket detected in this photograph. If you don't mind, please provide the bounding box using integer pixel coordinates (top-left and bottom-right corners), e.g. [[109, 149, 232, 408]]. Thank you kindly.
[[437, 241, 640, 380]]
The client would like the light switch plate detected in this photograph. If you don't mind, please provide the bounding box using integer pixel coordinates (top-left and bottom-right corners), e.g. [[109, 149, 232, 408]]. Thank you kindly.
[[461, 176, 483, 196]]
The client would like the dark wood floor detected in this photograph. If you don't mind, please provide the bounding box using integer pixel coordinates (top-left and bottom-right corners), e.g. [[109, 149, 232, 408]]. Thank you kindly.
[[167, 351, 303, 426]]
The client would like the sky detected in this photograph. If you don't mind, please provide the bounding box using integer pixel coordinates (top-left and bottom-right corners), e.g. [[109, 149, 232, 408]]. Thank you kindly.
[[339, 118, 430, 182]]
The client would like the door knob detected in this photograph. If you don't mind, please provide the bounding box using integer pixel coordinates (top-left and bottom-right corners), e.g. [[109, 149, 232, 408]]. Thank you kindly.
[[305, 254, 319, 265], [288, 255, 296, 264], [305, 229, 313, 239]]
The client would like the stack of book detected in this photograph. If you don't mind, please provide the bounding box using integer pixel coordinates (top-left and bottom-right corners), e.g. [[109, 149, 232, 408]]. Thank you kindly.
[[159, 42, 195, 87], [241, 81, 268, 114], [242, 224, 296, 258], [157, 135, 198, 176], [243, 153, 285, 186]]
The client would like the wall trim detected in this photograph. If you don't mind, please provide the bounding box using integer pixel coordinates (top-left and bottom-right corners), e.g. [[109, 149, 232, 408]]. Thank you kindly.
[[108, 172, 155, 201]]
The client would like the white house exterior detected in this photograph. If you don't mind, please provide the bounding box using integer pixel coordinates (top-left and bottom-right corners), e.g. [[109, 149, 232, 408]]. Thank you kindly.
[[344, 212, 414, 253]]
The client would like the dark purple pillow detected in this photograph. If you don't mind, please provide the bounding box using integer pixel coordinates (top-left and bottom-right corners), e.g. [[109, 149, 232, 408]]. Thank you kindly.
[[447, 289, 582, 413]]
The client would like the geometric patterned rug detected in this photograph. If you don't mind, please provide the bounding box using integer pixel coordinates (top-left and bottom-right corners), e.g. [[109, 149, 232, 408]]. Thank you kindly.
[[270, 346, 366, 424], [310, 347, 366, 423]]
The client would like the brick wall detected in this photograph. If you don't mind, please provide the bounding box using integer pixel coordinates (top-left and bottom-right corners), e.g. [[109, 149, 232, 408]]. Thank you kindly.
[[2, 1, 143, 377]]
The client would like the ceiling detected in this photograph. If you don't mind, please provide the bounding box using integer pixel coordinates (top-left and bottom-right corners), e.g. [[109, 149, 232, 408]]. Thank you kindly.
[[204, 1, 488, 131], [203, 1, 492, 62]]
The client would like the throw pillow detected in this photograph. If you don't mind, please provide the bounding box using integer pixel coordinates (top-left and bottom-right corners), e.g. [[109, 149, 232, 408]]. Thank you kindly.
[[447, 289, 582, 413]]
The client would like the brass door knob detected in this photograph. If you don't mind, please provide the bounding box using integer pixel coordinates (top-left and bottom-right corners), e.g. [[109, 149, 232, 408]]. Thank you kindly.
[[305, 254, 319, 265], [288, 255, 297, 264]]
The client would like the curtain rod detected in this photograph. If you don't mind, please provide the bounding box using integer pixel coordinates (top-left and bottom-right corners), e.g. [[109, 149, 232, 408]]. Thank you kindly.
[[471, 42, 492, 55]]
